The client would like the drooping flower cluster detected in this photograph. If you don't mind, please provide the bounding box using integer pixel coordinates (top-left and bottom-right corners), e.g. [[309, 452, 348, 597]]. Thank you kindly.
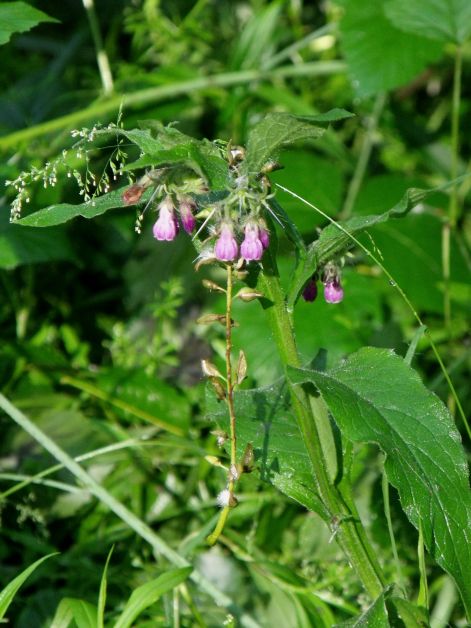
[[302, 262, 344, 304]]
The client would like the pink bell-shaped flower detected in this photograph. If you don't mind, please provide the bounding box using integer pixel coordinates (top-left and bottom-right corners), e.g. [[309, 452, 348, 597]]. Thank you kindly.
[[240, 223, 263, 262], [179, 198, 196, 234], [259, 226, 270, 250], [323, 278, 344, 304], [214, 222, 239, 261], [153, 197, 178, 241]]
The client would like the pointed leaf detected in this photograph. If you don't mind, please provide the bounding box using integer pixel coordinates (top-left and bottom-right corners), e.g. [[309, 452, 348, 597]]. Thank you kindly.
[[17, 185, 140, 227], [0, 2, 58, 46], [114, 567, 192, 628], [97, 547, 114, 628], [0, 552, 58, 619], [334, 586, 391, 627], [244, 110, 353, 175], [288, 348, 471, 616]]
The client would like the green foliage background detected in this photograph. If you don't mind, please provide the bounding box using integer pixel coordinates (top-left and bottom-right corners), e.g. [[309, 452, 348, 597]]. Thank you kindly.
[[0, 0, 470, 626]]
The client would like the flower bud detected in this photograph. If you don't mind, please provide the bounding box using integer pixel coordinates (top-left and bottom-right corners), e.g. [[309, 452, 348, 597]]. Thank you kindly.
[[324, 279, 344, 304], [240, 222, 263, 262], [179, 197, 197, 234], [302, 278, 318, 302]]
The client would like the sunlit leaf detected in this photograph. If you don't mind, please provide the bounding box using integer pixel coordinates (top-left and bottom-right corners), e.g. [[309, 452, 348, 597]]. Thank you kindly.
[[288, 348, 471, 615]]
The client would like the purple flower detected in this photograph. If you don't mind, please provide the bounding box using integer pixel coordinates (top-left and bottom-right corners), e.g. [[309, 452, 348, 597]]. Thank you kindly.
[[153, 197, 178, 241], [240, 223, 263, 262], [302, 278, 318, 302], [179, 198, 196, 234], [214, 223, 238, 261], [324, 279, 344, 304], [259, 226, 270, 249]]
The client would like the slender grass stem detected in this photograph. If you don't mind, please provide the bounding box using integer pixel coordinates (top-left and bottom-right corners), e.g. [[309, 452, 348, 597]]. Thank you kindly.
[[0, 393, 260, 628], [0, 62, 345, 151], [382, 469, 405, 592], [81, 0, 114, 94]]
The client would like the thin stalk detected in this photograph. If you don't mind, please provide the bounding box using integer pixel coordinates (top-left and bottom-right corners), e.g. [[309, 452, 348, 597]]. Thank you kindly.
[[206, 264, 238, 545], [417, 521, 429, 610], [225, 264, 237, 495], [340, 93, 386, 220], [443, 46, 462, 331], [0, 61, 345, 151], [82, 0, 114, 94], [0, 393, 260, 628], [257, 254, 385, 599]]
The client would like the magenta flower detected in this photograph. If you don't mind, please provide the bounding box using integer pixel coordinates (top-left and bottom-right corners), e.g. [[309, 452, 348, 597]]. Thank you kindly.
[[259, 226, 270, 250], [214, 223, 238, 261], [153, 197, 178, 241], [179, 198, 196, 234], [240, 223, 263, 262], [302, 278, 318, 302], [324, 278, 344, 304]]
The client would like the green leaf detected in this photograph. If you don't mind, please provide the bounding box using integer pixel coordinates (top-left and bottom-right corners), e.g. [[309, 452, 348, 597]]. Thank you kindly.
[[386, 597, 429, 627], [114, 567, 192, 628], [118, 127, 229, 190], [244, 110, 353, 175], [286, 184, 452, 309], [50, 598, 98, 628], [16, 186, 137, 227], [339, 0, 443, 96], [385, 0, 471, 44], [288, 348, 471, 616], [0, 209, 76, 267], [0, 2, 58, 46], [0, 553, 58, 619], [334, 587, 391, 627], [205, 384, 328, 519], [97, 547, 114, 628]]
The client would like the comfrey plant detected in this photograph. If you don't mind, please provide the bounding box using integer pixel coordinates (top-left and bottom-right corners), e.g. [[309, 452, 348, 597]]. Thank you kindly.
[[7, 112, 471, 623]]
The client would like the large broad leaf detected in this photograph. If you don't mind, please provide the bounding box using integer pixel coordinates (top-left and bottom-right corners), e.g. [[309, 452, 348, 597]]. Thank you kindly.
[[288, 348, 471, 616], [385, 0, 471, 44], [339, 0, 442, 97], [286, 185, 427, 309], [0, 553, 58, 619], [205, 383, 328, 519], [0, 2, 57, 46], [243, 110, 353, 175], [16, 186, 138, 227], [114, 567, 192, 628]]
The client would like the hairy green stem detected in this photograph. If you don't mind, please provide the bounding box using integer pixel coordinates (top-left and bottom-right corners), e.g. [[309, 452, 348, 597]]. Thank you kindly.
[[257, 253, 385, 599], [0, 61, 345, 151], [443, 46, 462, 331], [0, 393, 260, 628]]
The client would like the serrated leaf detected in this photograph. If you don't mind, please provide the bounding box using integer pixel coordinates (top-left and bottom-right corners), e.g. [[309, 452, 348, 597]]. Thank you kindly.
[[244, 111, 352, 175], [17, 186, 138, 227], [385, 0, 471, 44], [0, 553, 58, 619], [50, 598, 97, 628], [205, 384, 328, 519], [288, 348, 471, 616], [286, 184, 451, 309], [340, 0, 443, 97], [0, 2, 58, 46], [114, 567, 192, 628]]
